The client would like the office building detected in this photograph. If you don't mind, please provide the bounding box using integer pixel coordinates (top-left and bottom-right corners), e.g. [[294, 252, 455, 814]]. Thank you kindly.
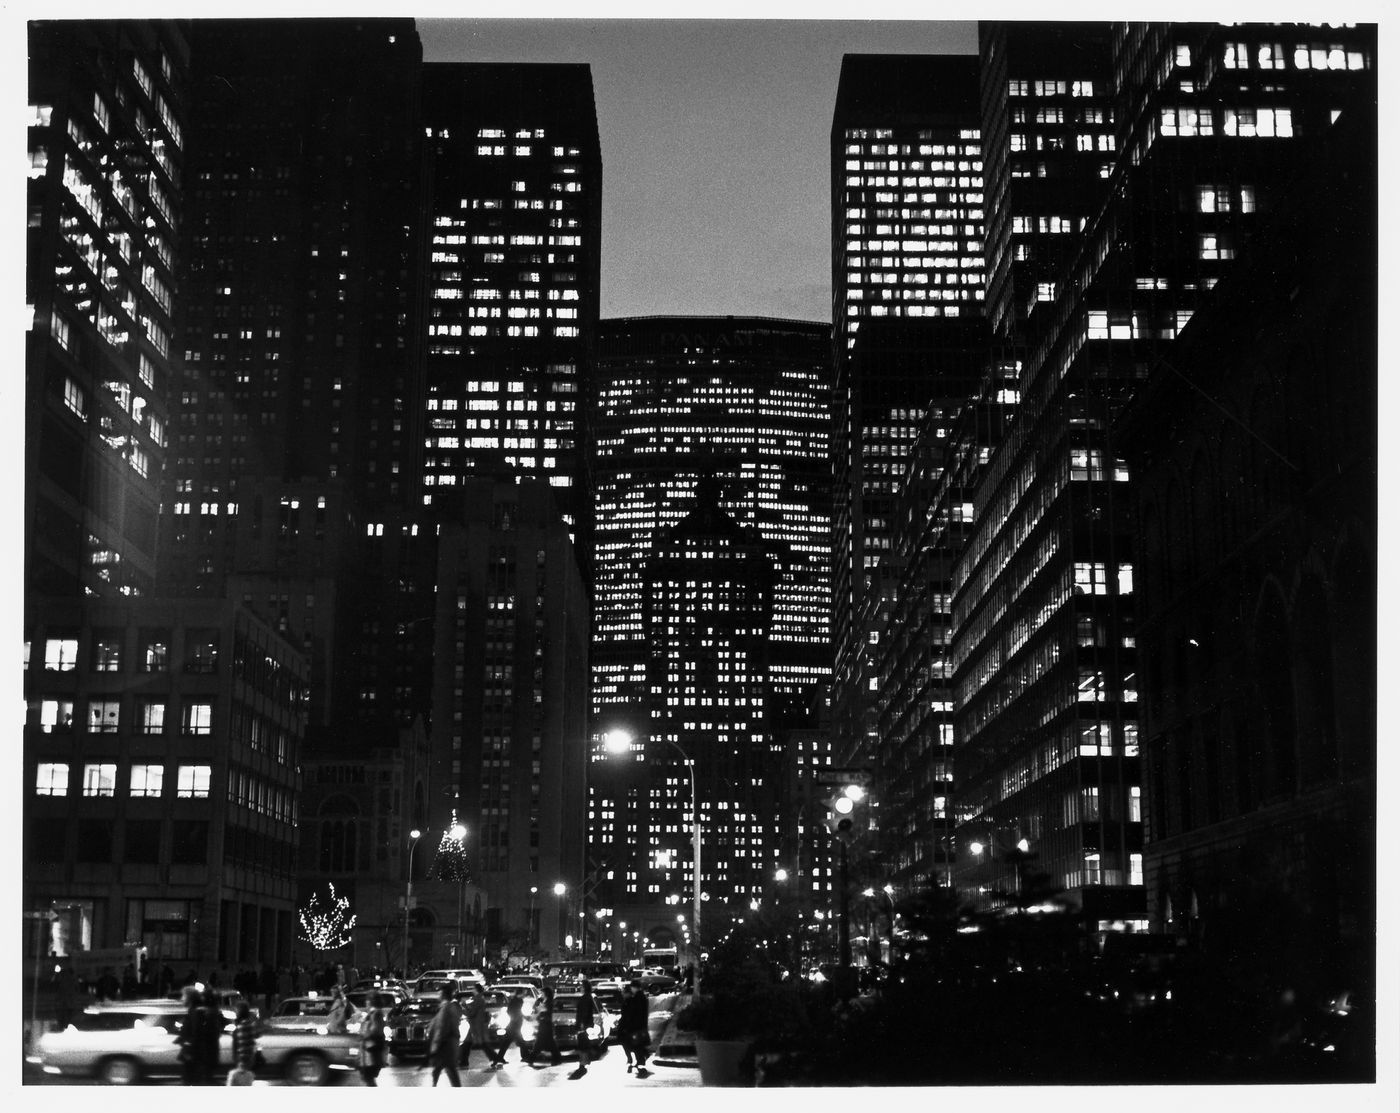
[[26, 20, 188, 602], [1119, 98, 1375, 1007], [163, 19, 428, 751], [829, 55, 984, 771], [418, 63, 602, 569], [948, 22, 1376, 930], [427, 480, 590, 959], [588, 317, 832, 947], [25, 597, 305, 968]]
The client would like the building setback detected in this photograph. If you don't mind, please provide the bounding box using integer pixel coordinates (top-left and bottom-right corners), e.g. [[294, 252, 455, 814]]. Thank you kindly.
[[828, 55, 984, 777], [418, 63, 602, 572]]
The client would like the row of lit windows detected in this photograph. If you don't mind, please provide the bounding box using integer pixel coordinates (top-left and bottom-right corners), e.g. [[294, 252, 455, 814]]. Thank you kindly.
[[28, 696, 214, 735], [36, 761, 211, 798]]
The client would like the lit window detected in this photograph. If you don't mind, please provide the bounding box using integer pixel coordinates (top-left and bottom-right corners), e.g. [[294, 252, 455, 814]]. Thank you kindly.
[[130, 764, 164, 798], [45, 638, 78, 671], [36, 763, 69, 796], [138, 700, 165, 734], [87, 699, 120, 733], [83, 763, 117, 797], [177, 765, 212, 798], [182, 702, 213, 735]]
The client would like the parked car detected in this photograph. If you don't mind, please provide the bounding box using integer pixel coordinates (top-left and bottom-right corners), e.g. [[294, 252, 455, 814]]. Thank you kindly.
[[29, 1000, 359, 1085]]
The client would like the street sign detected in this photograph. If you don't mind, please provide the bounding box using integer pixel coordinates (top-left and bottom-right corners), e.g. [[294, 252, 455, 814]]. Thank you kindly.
[[813, 767, 873, 787]]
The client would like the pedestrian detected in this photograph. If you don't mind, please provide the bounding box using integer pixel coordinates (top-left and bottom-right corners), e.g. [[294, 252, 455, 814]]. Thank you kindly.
[[619, 979, 653, 1077], [276, 966, 293, 1007], [427, 985, 463, 1086], [326, 985, 355, 1033], [228, 1001, 257, 1085], [531, 985, 563, 1067], [569, 979, 597, 1079], [177, 986, 205, 1086], [199, 988, 224, 1085], [54, 962, 79, 1029], [358, 1003, 388, 1086], [497, 988, 531, 1065], [460, 984, 504, 1068]]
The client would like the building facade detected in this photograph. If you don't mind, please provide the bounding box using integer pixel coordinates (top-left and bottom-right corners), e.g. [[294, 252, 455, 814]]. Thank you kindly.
[[1119, 99, 1375, 1007], [828, 55, 984, 775], [24, 598, 306, 971], [418, 63, 602, 568], [26, 20, 189, 603], [427, 480, 590, 961]]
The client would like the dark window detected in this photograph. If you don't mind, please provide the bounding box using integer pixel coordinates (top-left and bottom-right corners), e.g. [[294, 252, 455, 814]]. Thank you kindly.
[[171, 820, 209, 864], [28, 818, 68, 863], [126, 820, 162, 864], [76, 819, 114, 862], [185, 630, 219, 674]]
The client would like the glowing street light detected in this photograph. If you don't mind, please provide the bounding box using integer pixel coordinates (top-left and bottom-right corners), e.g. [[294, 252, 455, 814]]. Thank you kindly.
[[402, 828, 422, 973]]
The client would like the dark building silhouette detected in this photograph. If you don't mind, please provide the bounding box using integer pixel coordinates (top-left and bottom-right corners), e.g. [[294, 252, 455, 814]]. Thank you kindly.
[[947, 23, 1376, 933], [1117, 100, 1376, 1022], [162, 19, 429, 755]]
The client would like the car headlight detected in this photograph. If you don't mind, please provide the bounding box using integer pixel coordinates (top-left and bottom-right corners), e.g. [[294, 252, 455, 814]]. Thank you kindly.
[[521, 1022, 535, 1041]]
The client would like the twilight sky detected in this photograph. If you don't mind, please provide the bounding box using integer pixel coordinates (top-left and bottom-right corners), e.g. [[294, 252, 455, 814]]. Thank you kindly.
[[418, 19, 977, 323]]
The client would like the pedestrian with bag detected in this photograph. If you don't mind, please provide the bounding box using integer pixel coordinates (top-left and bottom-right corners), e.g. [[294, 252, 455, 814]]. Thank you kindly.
[[426, 985, 463, 1086], [619, 980, 653, 1077], [568, 979, 597, 1079], [227, 1001, 257, 1086], [358, 1003, 388, 1086]]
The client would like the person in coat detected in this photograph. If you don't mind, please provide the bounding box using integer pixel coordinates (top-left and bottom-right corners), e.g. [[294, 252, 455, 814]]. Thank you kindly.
[[569, 980, 597, 1079], [198, 989, 224, 1085], [530, 985, 563, 1067], [358, 1004, 388, 1086], [460, 984, 505, 1068], [426, 986, 463, 1086], [177, 985, 206, 1086], [619, 980, 653, 1076], [326, 986, 355, 1034], [228, 1000, 258, 1085], [496, 988, 532, 1065]]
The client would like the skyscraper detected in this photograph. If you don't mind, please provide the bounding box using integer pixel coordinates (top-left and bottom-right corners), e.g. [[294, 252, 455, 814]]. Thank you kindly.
[[948, 22, 1376, 931], [829, 55, 984, 771], [418, 63, 602, 567], [589, 316, 832, 948], [26, 20, 188, 602], [164, 19, 428, 751]]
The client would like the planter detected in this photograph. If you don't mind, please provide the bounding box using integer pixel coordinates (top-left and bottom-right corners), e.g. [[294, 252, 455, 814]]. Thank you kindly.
[[696, 1037, 752, 1086]]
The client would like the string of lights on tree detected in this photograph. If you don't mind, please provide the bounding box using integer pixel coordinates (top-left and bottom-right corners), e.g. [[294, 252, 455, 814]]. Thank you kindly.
[[298, 881, 356, 950], [431, 811, 473, 883]]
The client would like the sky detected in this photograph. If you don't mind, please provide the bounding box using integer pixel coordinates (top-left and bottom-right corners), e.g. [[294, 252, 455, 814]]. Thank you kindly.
[[417, 18, 977, 323]]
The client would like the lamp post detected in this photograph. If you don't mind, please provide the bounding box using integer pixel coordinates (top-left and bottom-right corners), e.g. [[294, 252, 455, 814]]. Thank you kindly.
[[604, 728, 701, 994], [403, 828, 422, 974], [862, 884, 896, 967], [553, 882, 566, 958], [529, 886, 538, 948]]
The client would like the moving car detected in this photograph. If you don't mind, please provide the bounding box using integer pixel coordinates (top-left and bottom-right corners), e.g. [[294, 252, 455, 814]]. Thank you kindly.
[[384, 997, 440, 1062], [636, 967, 679, 994], [264, 994, 353, 1033], [541, 960, 630, 993], [29, 1000, 359, 1085], [549, 991, 617, 1054]]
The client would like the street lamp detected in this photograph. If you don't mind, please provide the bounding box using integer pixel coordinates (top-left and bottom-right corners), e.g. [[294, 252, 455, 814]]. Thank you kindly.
[[553, 882, 566, 957], [403, 828, 422, 974], [604, 727, 701, 994], [529, 886, 538, 947], [862, 884, 896, 966]]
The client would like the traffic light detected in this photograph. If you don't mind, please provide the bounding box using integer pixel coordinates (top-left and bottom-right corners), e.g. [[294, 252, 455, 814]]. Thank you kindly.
[[825, 783, 865, 841]]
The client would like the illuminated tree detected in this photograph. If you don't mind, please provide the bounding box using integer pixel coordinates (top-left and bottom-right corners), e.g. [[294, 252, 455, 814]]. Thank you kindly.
[[298, 882, 357, 950], [430, 812, 472, 883]]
